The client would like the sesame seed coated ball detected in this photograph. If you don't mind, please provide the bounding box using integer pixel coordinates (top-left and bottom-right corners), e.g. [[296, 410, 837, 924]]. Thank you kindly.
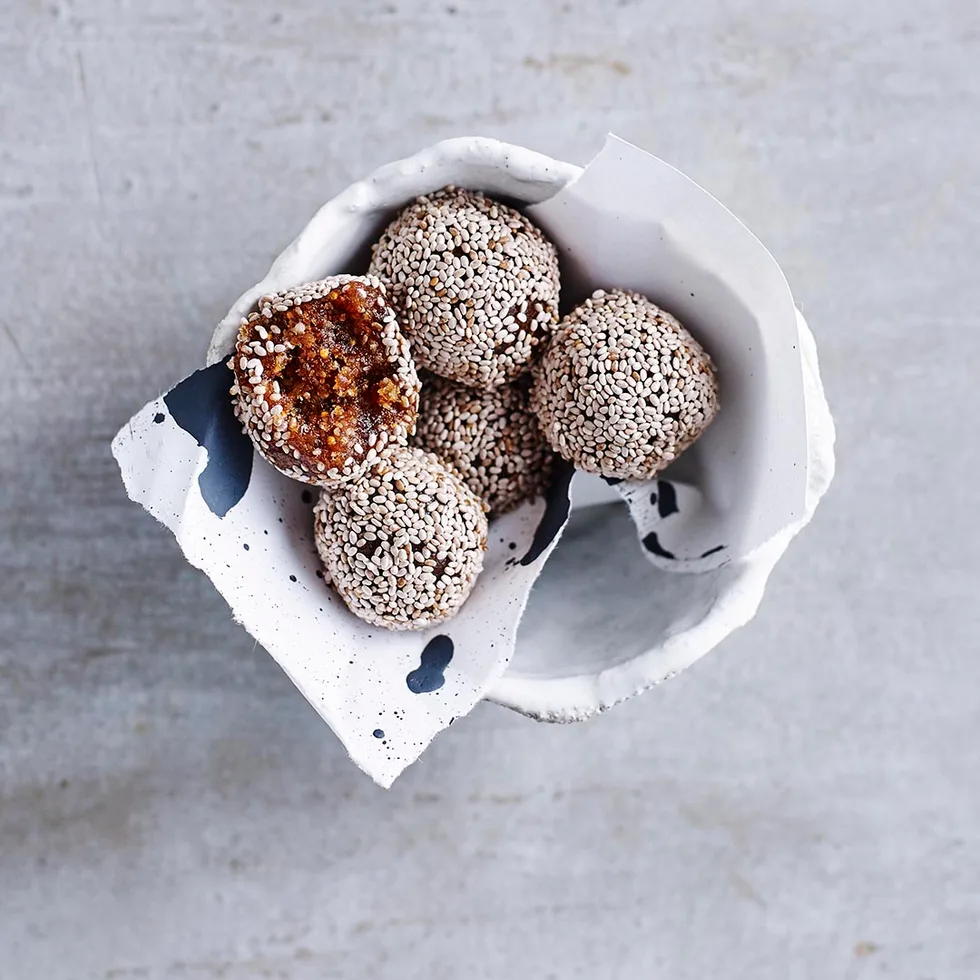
[[230, 275, 420, 487], [313, 446, 489, 631], [368, 186, 560, 389], [531, 289, 719, 481], [412, 375, 555, 516]]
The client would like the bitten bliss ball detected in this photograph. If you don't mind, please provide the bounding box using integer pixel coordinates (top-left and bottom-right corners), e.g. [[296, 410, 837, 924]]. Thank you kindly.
[[368, 187, 560, 389], [531, 289, 719, 480], [413, 376, 555, 516], [313, 447, 489, 631], [230, 275, 420, 486]]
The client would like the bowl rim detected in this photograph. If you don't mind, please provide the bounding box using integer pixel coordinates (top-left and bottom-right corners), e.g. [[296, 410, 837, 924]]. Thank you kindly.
[[489, 308, 835, 720], [207, 135, 835, 723], [208, 136, 581, 364]]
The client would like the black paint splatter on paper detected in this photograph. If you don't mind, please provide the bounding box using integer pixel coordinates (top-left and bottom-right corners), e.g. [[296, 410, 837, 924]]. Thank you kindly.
[[656, 481, 678, 518], [164, 362, 253, 518], [406, 635, 454, 693], [642, 532, 675, 560], [519, 460, 574, 566]]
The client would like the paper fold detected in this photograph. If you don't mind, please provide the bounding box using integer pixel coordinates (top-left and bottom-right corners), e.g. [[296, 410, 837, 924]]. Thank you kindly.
[[113, 134, 825, 784]]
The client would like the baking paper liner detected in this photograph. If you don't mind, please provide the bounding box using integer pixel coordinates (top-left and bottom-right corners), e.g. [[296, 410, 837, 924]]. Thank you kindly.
[[113, 135, 830, 785]]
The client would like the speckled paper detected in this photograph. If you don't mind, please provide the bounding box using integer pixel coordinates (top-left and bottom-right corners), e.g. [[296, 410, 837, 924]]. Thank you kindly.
[[526, 136, 808, 568], [113, 139, 589, 786], [112, 134, 827, 785], [114, 380, 574, 786]]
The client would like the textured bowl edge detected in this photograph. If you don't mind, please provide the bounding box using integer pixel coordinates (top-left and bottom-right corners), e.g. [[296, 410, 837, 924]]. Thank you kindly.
[[206, 137, 582, 365], [487, 308, 836, 721]]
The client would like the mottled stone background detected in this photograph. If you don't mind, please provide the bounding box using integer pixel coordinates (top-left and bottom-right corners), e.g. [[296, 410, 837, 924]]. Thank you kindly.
[[2, 1, 978, 977]]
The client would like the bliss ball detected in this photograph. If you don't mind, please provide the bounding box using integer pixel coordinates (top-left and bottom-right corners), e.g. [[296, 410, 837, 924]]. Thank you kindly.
[[230, 275, 420, 487], [368, 186, 560, 389], [313, 447, 488, 631], [412, 375, 555, 516], [531, 289, 719, 481]]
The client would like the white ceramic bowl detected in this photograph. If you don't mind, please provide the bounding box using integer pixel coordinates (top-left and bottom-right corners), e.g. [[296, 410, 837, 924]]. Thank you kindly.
[[210, 136, 835, 723]]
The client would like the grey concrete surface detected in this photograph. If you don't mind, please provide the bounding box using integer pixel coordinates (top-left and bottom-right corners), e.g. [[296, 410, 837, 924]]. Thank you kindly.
[[2, 1, 979, 978]]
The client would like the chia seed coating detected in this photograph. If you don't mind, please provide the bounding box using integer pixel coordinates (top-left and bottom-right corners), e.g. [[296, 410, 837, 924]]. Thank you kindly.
[[368, 187, 560, 389], [531, 289, 719, 480], [230, 275, 419, 488], [413, 375, 555, 516], [313, 446, 488, 631]]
